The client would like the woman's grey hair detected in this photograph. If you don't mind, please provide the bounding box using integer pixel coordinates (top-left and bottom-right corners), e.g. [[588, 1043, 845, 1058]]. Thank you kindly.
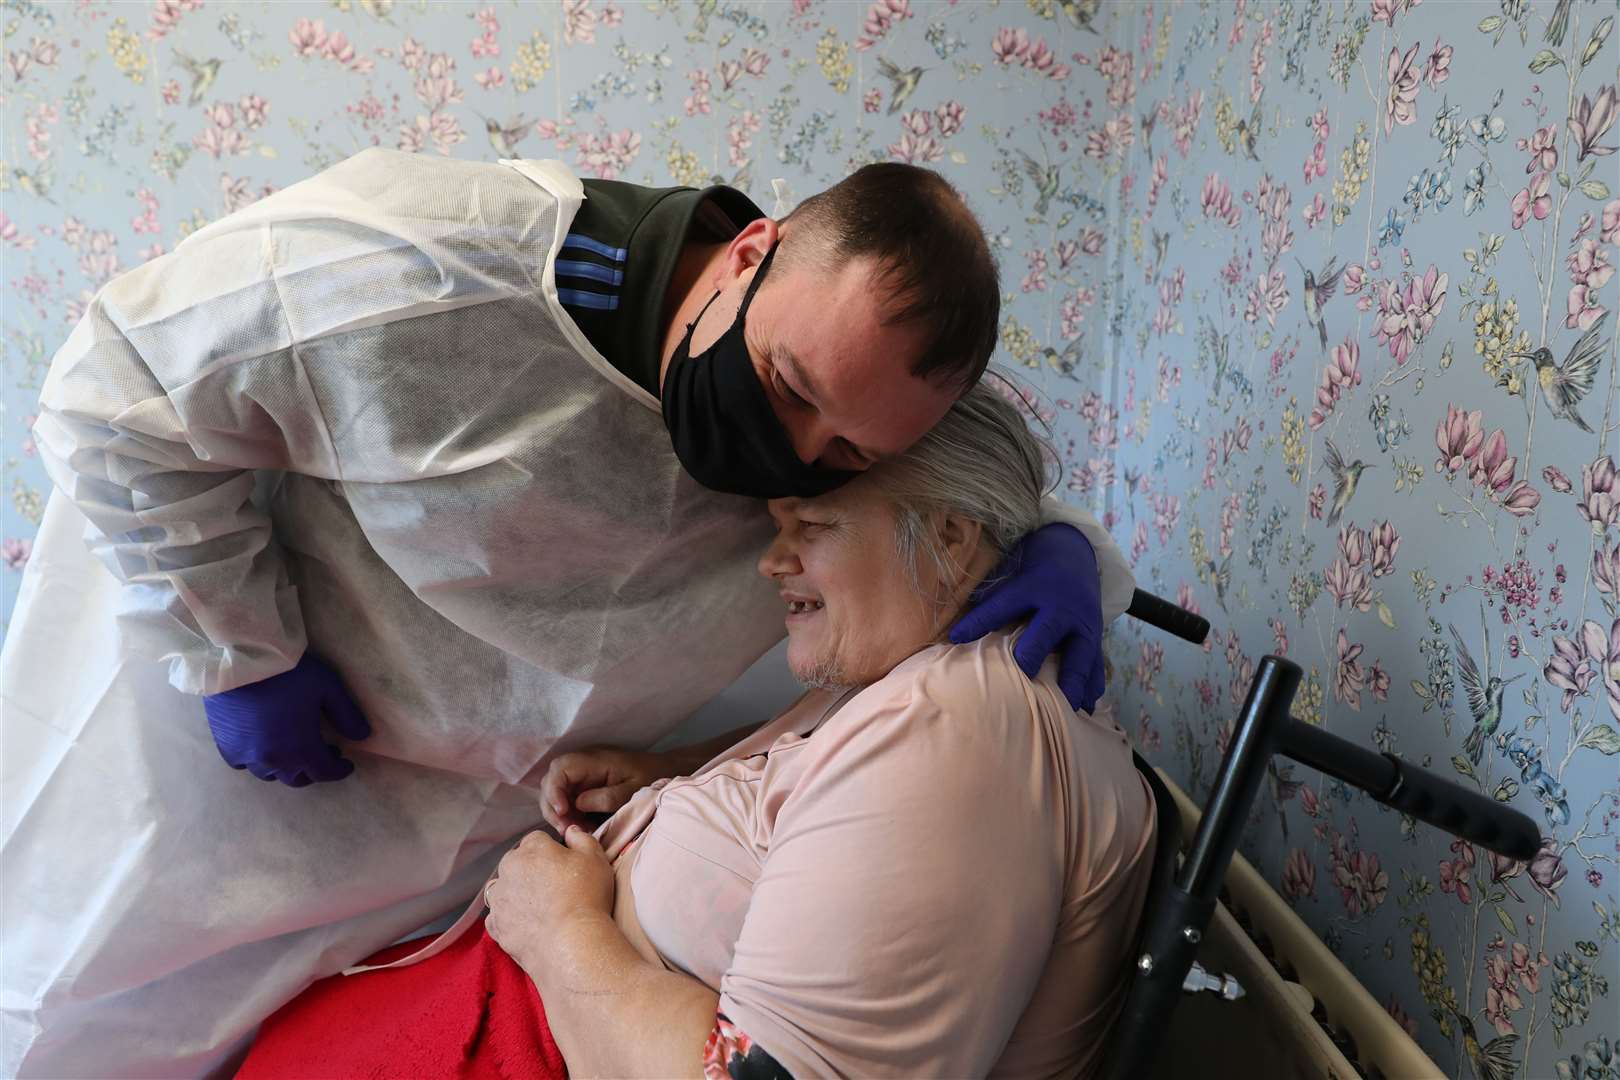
[[872, 378, 1052, 596]]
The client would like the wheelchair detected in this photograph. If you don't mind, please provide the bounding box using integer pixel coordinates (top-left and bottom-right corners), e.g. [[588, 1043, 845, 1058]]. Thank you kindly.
[[1101, 591, 1541, 1079]]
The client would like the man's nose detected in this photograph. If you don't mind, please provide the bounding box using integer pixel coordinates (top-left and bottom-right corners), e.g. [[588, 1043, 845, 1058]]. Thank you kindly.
[[785, 414, 839, 466], [757, 534, 801, 579]]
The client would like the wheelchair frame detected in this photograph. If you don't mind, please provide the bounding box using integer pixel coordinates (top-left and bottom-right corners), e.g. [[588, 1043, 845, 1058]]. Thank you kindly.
[[1101, 591, 1541, 1079]]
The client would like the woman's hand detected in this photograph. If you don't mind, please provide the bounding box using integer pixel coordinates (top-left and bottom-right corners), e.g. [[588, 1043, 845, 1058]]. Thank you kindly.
[[485, 826, 615, 975], [539, 747, 683, 832]]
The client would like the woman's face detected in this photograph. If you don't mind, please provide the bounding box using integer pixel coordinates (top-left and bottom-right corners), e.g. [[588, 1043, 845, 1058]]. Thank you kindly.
[[758, 477, 981, 688]]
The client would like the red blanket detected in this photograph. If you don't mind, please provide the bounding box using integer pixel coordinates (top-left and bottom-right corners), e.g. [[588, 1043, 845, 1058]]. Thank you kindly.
[[237, 917, 566, 1080]]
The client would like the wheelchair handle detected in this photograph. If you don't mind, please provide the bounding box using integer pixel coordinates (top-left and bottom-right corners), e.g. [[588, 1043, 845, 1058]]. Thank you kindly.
[[1279, 718, 1541, 861], [1126, 589, 1211, 645]]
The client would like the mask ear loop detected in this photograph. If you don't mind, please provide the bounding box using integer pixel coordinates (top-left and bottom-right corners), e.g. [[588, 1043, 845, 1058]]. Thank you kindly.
[[770, 177, 790, 216]]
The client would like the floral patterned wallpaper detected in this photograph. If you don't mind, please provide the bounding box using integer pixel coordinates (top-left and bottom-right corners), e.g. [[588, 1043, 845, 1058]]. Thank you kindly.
[[0, 1, 1614, 1077]]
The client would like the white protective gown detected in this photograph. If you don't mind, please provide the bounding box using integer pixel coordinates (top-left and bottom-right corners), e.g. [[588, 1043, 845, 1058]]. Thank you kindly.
[[0, 149, 1134, 1078]]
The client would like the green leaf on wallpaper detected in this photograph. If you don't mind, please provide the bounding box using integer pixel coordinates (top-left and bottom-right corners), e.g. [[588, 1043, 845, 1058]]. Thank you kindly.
[[1577, 723, 1620, 754], [1557, 172, 1572, 189], [1584, 17, 1614, 67], [949, 150, 968, 165], [1528, 49, 1563, 72], [1493, 778, 1519, 801], [1452, 755, 1477, 780], [1495, 904, 1517, 937], [1377, 601, 1396, 629], [1579, 180, 1612, 200], [1478, 14, 1505, 33]]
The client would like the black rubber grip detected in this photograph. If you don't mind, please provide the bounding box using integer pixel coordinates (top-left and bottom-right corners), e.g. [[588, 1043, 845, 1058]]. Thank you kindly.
[[1126, 589, 1211, 645], [1379, 755, 1542, 861]]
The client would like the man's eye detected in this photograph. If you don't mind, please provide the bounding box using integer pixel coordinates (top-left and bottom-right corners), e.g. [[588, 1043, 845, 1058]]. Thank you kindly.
[[773, 371, 809, 407]]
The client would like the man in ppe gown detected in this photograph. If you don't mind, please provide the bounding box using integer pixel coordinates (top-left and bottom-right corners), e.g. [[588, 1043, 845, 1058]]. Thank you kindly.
[[0, 149, 1134, 1077]]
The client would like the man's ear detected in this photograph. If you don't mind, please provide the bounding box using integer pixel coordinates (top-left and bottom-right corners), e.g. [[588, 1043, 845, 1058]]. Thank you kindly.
[[718, 216, 780, 288]]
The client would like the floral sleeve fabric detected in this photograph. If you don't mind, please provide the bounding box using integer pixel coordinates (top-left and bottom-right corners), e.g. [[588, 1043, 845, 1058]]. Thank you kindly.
[[702, 1010, 792, 1080]]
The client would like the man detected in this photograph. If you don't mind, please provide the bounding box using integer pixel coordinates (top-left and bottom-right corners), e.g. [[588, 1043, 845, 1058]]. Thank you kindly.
[[1, 150, 1132, 1076]]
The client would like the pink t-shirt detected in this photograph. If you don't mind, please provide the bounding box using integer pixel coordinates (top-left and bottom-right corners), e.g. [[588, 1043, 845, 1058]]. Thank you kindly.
[[599, 632, 1157, 1079]]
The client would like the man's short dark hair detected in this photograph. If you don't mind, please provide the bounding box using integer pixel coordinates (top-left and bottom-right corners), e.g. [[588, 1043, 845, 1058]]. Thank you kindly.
[[783, 164, 1000, 395]]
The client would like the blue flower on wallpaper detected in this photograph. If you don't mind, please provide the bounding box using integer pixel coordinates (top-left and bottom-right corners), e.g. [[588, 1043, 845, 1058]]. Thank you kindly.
[[1378, 205, 1406, 247], [1465, 162, 1492, 215]]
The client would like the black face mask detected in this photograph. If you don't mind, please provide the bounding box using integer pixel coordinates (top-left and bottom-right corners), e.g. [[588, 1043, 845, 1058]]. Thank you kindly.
[[661, 243, 859, 499]]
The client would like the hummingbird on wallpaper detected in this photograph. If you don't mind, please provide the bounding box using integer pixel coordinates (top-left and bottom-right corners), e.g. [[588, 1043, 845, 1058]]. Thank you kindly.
[[1448, 619, 1523, 766], [1058, 0, 1102, 34], [478, 114, 532, 158], [1320, 438, 1371, 527], [1151, 229, 1170, 275], [1202, 551, 1233, 613], [1018, 150, 1060, 218], [1297, 256, 1344, 352], [875, 57, 925, 116], [172, 49, 221, 107], [1449, 1007, 1520, 1080], [1039, 340, 1082, 380], [1234, 100, 1262, 162], [1509, 311, 1609, 434]]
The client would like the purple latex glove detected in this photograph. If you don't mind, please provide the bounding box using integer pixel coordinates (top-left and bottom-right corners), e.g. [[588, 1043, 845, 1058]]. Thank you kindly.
[[949, 522, 1107, 713], [203, 653, 372, 787]]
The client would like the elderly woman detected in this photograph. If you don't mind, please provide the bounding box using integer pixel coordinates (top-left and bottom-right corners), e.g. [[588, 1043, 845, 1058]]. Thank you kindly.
[[238, 384, 1155, 1080]]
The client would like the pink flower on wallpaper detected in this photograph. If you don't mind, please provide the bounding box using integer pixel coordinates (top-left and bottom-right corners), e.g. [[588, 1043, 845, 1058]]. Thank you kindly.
[[740, 48, 769, 78], [1150, 492, 1181, 544], [149, 0, 202, 42], [1369, 660, 1390, 701], [888, 131, 942, 164], [1384, 42, 1421, 133], [1565, 238, 1613, 330], [1338, 524, 1368, 570], [1282, 849, 1316, 901], [1504, 480, 1542, 517], [901, 109, 932, 137], [1578, 455, 1619, 529], [855, 0, 911, 50], [1302, 140, 1327, 184], [1148, 153, 1169, 211], [1603, 199, 1620, 244], [935, 100, 965, 137], [1543, 465, 1574, 493], [289, 18, 329, 57], [1568, 84, 1617, 161], [991, 27, 1069, 80], [1308, 484, 1326, 520], [1544, 626, 1599, 713], [1325, 558, 1373, 612], [1335, 629, 1366, 709], [1369, 0, 1421, 25], [1303, 192, 1327, 228], [1331, 839, 1389, 918], [1201, 173, 1242, 227], [1308, 338, 1360, 429], [1129, 520, 1149, 565], [1172, 89, 1203, 157], [725, 111, 759, 167], [1244, 269, 1289, 327], [1423, 39, 1451, 87], [1373, 266, 1446, 363], [1435, 404, 1485, 473], [573, 128, 641, 179], [1084, 115, 1134, 160], [684, 69, 711, 117], [717, 59, 743, 91], [1136, 639, 1164, 695], [562, 0, 597, 45], [1470, 428, 1518, 498], [1596, 619, 1620, 721], [1438, 839, 1473, 905], [1511, 172, 1552, 229], [862, 88, 882, 113], [1, 538, 32, 571], [1079, 228, 1105, 255], [1369, 520, 1400, 577], [1519, 124, 1559, 174], [1594, 541, 1620, 598]]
